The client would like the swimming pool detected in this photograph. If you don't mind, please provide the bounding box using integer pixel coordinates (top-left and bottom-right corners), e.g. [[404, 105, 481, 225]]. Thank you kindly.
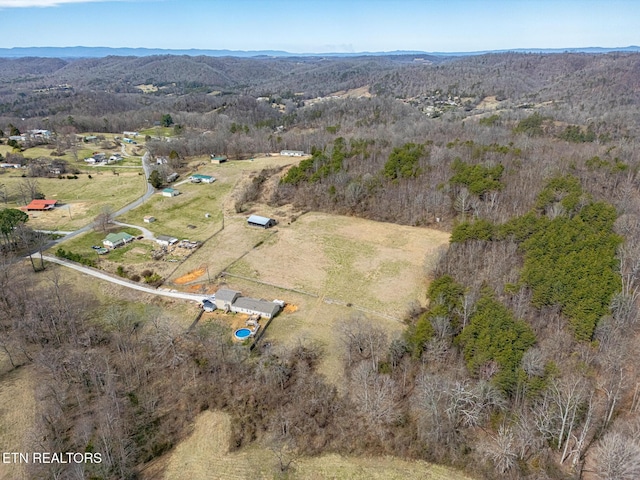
[[234, 328, 252, 340]]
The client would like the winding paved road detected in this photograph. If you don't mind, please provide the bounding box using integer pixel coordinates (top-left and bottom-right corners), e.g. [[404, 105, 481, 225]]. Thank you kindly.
[[34, 151, 206, 303], [42, 255, 204, 301]]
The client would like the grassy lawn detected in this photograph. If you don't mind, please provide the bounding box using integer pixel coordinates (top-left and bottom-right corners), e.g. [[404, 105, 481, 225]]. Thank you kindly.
[[118, 184, 229, 241], [54, 226, 141, 255], [0, 171, 146, 231], [139, 126, 174, 137]]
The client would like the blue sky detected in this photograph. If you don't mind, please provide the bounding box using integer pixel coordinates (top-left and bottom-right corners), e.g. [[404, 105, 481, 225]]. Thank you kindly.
[[1, 0, 638, 53]]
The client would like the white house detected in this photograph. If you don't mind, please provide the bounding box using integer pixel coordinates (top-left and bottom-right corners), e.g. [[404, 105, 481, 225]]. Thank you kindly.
[[280, 150, 305, 157], [190, 174, 216, 184]]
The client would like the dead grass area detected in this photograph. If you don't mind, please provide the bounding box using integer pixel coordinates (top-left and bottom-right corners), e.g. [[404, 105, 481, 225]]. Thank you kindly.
[[197, 310, 263, 340], [167, 210, 449, 385], [329, 85, 372, 98], [476, 95, 501, 110], [0, 365, 37, 480], [135, 84, 158, 93], [228, 212, 450, 318], [159, 410, 474, 480], [186, 283, 217, 295], [166, 217, 272, 285]]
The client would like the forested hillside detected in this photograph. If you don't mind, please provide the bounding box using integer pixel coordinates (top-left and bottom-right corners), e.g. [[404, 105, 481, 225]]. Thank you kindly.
[[2, 52, 640, 479]]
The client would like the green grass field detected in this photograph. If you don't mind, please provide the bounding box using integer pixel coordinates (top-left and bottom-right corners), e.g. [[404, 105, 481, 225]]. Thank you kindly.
[[118, 183, 229, 241], [56, 226, 141, 254], [0, 171, 147, 230]]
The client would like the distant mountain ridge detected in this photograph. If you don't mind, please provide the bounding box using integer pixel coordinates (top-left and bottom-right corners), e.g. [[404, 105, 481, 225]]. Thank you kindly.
[[1, 45, 639, 59]]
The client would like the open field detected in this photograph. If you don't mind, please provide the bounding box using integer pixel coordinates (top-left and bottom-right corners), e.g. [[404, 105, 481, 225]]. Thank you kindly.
[[225, 212, 450, 318], [117, 184, 227, 242], [0, 171, 147, 230], [159, 410, 475, 480], [0, 365, 36, 480], [174, 211, 449, 385]]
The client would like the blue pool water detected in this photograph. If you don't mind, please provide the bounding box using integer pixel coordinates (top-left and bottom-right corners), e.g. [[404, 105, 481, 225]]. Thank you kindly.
[[234, 328, 251, 340]]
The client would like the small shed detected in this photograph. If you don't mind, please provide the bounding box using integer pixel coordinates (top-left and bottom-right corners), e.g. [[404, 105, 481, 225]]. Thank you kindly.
[[143, 216, 156, 223], [156, 235, 179, 247], [166, 172, 179, 183], [190, 174, 216, 184], [103, 232, 134, 249], [210, 155, 227, 164], [162, 188, 179, 197], [247, 215, 277, 229]]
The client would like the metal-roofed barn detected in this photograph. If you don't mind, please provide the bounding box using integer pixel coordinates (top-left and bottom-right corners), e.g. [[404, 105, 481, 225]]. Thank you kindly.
[[247, 215, 277, 229]]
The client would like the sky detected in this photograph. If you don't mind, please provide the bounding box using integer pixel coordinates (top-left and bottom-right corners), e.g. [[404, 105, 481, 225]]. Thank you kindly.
[[1, 0, 639, 53]]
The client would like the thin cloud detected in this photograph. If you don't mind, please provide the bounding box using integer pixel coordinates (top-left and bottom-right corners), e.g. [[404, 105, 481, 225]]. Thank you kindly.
[[0, 0, 111, 7]]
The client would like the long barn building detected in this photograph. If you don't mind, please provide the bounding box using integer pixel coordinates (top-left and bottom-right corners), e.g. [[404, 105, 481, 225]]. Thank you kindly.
[[247, 215, 277, 229]]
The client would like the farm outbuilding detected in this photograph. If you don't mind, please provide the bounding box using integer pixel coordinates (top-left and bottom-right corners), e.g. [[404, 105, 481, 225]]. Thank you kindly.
[[162, 188, 180, 197], [247, 215, 277, 229], [25, 199, 58, 211], [143, 216, 156, 223], [210, 155, 227, 164], [156, 235, 178, 247]]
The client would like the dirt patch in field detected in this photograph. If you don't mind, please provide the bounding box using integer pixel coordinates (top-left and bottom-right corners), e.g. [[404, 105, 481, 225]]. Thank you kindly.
[[476, 95, 501, 110], [174, 267, 206, 284], [26, 202, 90, 229], [283, 303, 298, 313]]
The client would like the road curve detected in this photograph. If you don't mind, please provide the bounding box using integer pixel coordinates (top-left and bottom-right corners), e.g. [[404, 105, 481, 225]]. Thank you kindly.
[[42, 255, 205, 302], [35, 151, 205, 304]]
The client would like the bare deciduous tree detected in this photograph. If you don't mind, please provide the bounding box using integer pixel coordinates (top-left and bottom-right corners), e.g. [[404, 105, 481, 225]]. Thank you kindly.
[[593, 431, 640, 480], [93, 205, 114, 233]]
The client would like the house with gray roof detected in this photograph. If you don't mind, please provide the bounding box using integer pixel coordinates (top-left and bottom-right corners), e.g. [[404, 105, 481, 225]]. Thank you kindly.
[[214, 288, 282, 319], [232, 297, 281, 319], [214, 288, 240, 308]]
